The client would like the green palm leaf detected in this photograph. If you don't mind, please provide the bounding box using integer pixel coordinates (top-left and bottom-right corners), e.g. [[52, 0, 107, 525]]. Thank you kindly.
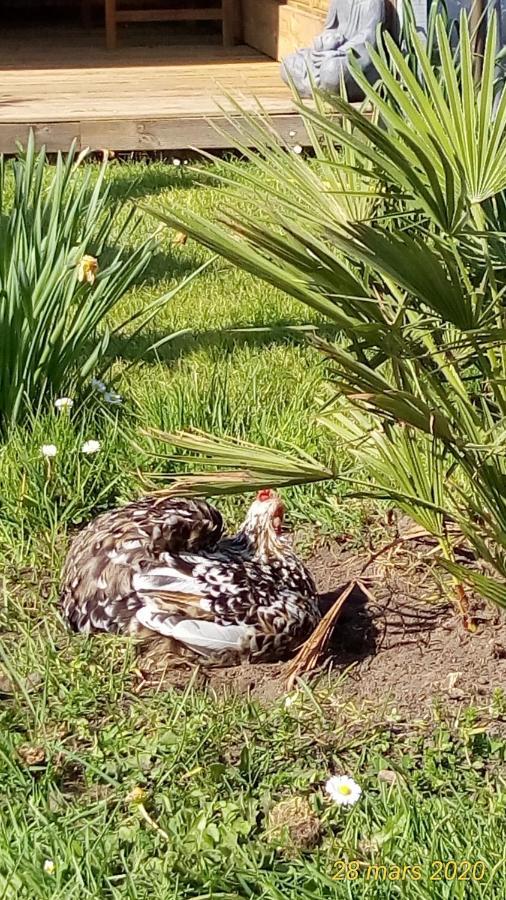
[[143, 428, 333, 496], [142, 12, 506, 609], [440, 559, 506, 608]]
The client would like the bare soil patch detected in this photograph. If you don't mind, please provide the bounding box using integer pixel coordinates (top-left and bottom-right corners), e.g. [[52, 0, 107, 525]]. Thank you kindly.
[[138, 533, 506, 716]]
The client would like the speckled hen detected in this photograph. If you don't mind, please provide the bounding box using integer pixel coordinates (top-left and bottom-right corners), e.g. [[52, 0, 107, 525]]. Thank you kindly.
[[60, 490, 320, 664]]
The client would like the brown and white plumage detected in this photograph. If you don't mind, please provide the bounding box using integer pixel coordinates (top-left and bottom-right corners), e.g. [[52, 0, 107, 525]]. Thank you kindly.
[[60, 490, 320, 665]]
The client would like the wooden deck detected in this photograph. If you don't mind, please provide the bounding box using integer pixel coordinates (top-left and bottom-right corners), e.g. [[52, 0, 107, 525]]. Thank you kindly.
[[0, 26, 306, 153]]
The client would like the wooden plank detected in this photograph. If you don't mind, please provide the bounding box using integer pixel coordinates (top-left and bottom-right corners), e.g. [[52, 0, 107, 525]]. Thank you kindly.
[[0, 49, 263, 69], [0, 91, 297, 123], [242, 0, 325, 62], [0, 29, 310, 153], [0, 68, 278, 86], [0, 122, 81, 153], [242, 0, 282, 60], [0, 114, 309, 153], [80, 113, 308, 150], [105, 0, 117, 49], [1, 64, 279, 84], [0, 49, 263, 70], [223, 0, 242, 44]]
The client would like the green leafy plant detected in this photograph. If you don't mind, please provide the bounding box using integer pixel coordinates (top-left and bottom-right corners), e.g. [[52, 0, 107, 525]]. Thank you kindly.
[[144, 12, 506, 608], [0, 136, 203, 435], [395, 0, 457, 81]]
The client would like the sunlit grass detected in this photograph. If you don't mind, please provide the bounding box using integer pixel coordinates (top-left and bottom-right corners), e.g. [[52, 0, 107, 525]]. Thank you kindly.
[[0, 160, 505, 899], [0, 158, 361, 542], [1, 599, 505, 900]]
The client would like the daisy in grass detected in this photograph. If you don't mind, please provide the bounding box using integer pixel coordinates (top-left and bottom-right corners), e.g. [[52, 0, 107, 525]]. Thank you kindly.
[[284, 693, 297, 708], [54, 397, 74, 411], [41, 444, 57, 458], [325, 775, 362, 806], [82, 439, 101, 455]]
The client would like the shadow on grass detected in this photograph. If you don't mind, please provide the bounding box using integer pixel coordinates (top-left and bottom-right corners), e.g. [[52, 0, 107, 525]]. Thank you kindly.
[[106, 162, 215, 203], [137, 246, 205, 286], [106, 321, 341, 366], [97, 239, 208, 288]]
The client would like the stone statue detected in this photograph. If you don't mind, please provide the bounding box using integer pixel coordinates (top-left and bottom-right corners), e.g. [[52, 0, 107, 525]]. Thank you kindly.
[[281, 0, 385, 100]]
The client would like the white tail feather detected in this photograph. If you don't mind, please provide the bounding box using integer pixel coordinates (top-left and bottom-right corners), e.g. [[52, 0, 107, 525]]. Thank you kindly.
[[135, 606, 249, 652], [172, 619, 249, 650], [136, 607, 179, 636]]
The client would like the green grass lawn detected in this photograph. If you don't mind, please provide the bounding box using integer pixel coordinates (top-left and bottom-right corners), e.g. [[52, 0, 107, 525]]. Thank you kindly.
[[0, 159, 361, 547], [1, 160, 505, 898]]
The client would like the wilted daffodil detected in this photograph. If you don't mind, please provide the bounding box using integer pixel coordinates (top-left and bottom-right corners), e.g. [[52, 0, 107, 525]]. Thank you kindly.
[[77, 255, 98, 285]]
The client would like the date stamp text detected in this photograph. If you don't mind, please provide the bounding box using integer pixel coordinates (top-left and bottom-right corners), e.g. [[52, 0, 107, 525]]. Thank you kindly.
[[333, 860, 488, 882]]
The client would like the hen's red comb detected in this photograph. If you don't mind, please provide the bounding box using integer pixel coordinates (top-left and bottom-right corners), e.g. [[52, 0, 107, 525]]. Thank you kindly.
[[257, 488, 274, 502]]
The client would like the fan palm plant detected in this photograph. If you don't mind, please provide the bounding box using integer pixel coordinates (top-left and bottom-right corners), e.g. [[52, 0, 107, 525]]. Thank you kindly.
[[144, 12, 506, 608]]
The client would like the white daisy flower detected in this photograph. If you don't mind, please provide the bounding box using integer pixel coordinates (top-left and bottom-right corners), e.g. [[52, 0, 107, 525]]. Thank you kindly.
[[54, 397, 74, 411], [81, 439, 101, 455], [289, 130, 296, 137], [103, 390, 123, 405], [43, 859, 55, 874], [292, 144, 303, 155], [91, 378, 107, 393], [172, 158, 181, 166], [325, 775, 362, 806], [284, 693, 298, 708], [41, 444, 57, 458]]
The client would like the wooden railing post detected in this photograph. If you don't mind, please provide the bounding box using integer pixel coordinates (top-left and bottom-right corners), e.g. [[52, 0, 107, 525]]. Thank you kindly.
[[105, 0, 117, 50], [222, 0, 234, 46], [469, 0, 486, 81]]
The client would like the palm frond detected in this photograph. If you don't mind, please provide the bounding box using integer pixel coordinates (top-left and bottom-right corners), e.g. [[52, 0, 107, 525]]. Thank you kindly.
[[440, 558, 506, 608], [140, 12, 506, 609], [142, 428, 333, 496]]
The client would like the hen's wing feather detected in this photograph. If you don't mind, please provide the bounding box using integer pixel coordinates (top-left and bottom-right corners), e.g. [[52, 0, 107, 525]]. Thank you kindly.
[[61, 496, 225, 633]]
